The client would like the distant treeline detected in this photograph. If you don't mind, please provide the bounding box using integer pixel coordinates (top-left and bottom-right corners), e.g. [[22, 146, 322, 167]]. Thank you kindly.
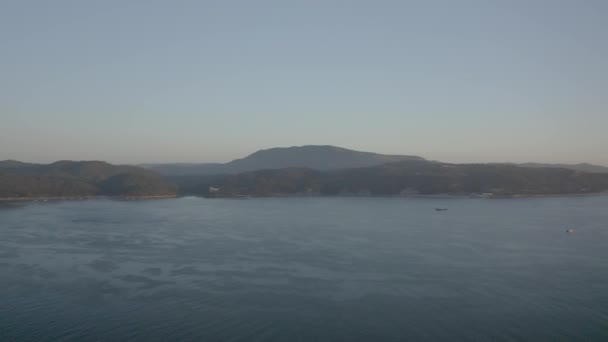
[[172, 160, 608, 197], [3, 159, 608, 200], [0, 160, 176, 198]]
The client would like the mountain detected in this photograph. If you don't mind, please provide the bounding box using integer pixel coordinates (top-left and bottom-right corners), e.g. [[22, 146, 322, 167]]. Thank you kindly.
[[0, 160, 177, 199], [142, 145, 424, 175], [175, 160, 608, 197], [519, 162, 608, 173]]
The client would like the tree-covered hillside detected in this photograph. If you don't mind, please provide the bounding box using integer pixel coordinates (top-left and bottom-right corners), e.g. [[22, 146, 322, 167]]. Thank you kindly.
[[0, 161, 177, 198], [174, 160, 608, 197]]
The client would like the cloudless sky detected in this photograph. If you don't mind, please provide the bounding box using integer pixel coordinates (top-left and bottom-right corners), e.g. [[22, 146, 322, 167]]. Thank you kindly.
[[1, 0, 607, 165]]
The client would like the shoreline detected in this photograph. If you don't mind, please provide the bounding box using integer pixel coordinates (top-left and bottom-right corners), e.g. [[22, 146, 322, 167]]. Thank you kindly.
[[0, 194, 177, 202], [2, 192, 607, 202], [201, 191, 608, 200]]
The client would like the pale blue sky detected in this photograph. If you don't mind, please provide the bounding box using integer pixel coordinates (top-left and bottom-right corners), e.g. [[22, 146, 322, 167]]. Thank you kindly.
[[1, 0, 607, 165]]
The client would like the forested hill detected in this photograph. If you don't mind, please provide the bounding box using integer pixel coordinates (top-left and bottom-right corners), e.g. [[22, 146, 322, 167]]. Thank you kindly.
[[0, 160, 177, 199], [4, 159, 608, 200], [174, 160, 608, 197], [142, 145, 424, 175]]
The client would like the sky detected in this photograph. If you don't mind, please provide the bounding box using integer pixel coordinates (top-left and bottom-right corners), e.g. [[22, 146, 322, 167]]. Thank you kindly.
[[1, 0, 607, 165]]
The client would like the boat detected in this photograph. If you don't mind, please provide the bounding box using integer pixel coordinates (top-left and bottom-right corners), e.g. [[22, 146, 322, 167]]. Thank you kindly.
[[435, 208, 448, 211]]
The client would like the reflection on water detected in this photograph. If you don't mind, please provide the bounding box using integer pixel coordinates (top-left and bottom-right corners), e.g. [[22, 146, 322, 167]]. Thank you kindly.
[[1, 196, 608, 341]]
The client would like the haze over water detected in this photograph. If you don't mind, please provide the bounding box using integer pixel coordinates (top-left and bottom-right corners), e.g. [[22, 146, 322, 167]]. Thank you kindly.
[[1, 196, 608, 341]]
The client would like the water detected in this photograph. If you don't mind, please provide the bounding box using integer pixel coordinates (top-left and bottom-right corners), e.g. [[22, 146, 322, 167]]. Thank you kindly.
[[1, 196, 608, 341]]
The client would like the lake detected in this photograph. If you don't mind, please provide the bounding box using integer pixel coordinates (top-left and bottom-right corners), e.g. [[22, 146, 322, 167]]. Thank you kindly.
[[1, 196, 608, 341]]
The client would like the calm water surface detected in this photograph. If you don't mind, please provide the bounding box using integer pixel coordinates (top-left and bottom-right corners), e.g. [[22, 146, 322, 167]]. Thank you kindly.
[[1, 196, 608, 341]]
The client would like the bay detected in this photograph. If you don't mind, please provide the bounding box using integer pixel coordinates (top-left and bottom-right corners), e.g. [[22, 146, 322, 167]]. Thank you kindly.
[[1, 196, 607, 341]]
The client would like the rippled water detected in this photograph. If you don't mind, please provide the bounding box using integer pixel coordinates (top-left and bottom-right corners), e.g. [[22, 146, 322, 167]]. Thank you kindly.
[[1, 196, 608, 341]]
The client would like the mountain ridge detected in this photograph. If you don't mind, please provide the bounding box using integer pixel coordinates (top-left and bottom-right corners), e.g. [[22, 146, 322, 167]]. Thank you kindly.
[[140, 145, 608, 176], [142, 145, 424, 175]]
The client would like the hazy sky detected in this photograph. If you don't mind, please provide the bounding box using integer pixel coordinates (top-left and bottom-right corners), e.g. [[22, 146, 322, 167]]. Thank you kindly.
[[1, 0, 607, 165]]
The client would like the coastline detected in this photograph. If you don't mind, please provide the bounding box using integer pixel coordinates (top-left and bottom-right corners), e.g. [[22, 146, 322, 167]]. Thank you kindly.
[[0, 194, 177, 202], [202, 191, 608, 200], [2, 192, 607, 202]]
